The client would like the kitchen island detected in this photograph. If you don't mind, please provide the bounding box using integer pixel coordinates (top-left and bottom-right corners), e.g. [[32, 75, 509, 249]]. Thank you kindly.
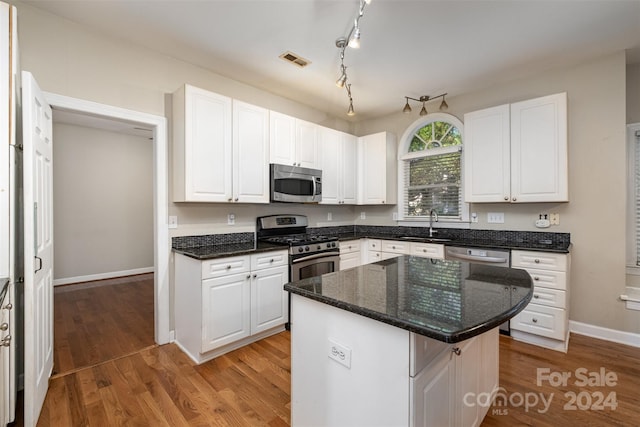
[[284, 255, 532, 427]]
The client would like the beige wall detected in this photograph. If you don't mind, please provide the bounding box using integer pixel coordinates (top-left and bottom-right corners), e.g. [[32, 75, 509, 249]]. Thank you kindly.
[[356, 52, 639, 334], [628, 63, 640, 124], [52, 123, 153, 281], [15, 1, 639, 334]]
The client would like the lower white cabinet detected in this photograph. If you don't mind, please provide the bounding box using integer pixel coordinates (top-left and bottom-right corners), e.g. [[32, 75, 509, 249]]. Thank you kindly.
[[364, 239, 445, 264], [411, 329, 499, 427], [175, 250, 289, 364], [510, 250, 571, 352], [339, 240, 362, 270]]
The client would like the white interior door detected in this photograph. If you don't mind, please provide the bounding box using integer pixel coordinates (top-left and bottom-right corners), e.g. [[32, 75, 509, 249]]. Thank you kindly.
[[21, 71, 54, 427]]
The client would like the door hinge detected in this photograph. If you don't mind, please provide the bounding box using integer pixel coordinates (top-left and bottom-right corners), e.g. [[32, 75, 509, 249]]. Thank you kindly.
[[10, 143, 23, 151]]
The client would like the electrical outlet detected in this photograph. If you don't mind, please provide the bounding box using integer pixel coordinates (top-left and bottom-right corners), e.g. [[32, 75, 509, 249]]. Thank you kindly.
[[360, 212, 366, 220], [328, 339, 352, 369], [550, 213, 560, 225], [487, 212, 504, 224], [168, 216, 178, 229], [471, 212, 478, 223], [392, 212, 398, 221], [227, 213, 235, 225], [327, 212, 332, 221]]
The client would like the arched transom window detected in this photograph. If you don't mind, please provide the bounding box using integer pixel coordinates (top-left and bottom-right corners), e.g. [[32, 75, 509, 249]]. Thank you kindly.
[[399, 113, 464, 220]]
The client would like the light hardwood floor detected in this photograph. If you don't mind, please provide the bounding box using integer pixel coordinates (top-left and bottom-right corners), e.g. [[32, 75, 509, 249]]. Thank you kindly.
[[13, 276, 640, 426]]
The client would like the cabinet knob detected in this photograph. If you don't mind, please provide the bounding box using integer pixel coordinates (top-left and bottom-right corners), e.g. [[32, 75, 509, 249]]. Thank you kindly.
[[423, 249, 427, 253], [270, 259, 274, 263], [534, 276, 539, 281], [382, 201, 385, 204], [253, 274, 257, 278], [246, 275, 251, 279], [228, 198, 232, 202], [1, 335, 10, 347], [452, 347, 461, 356], [392, 246, 396, 249], [226, 265, 232, 269], [3, 303, 11, 310], [534, 259, 540, 264], [234, 198, 239, 202], [0, 323, 7, 331], [534, 295, 539, 299], [532, 318, 538, 323], [512, 197, 517, 201], [504, 196, 509, 201]]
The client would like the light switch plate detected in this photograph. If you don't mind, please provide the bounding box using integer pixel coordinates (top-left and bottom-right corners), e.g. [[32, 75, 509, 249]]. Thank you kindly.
[[487, 212, 505, 224], [360, 212, 366, 220], [227, 213, 235, 225], [550, 213, 560, 225], [168, 216, 178, 229]]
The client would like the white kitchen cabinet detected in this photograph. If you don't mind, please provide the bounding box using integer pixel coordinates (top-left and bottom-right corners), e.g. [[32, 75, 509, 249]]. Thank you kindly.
[[173, 84, 269, 203], [358, 131, 397, 205], [339, 240, 362, 270], [173, 84, 232, 202], [464, 92, 568, 203], [510, 250, 571, 352], [232, 100, 270, 203], [175, 249, 289, 364], [269, 111, 319, 169], [410, 242, 445, 260], [319, 126, 357, 205], [411, 329, 498, 427]]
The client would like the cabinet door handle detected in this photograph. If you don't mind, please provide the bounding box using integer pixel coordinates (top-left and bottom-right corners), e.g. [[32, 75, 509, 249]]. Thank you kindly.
[[0, 323, 7, 331], [1, 335, 11, 347], [253, 274, 257, 278], [532, 318, 538, 323], [534, 259, 540, 264], [3, 303, 11, 310], [246, 275, 251, 279], [504, 196, 509, 201], [228, 198, 233, 202], [234, 198, 239, 202], [512, 197, 517, 201], [452, 347, 461, 356]]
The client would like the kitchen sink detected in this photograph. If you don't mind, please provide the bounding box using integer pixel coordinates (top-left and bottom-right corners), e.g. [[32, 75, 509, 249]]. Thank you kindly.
[[398, 236, 452, 243]]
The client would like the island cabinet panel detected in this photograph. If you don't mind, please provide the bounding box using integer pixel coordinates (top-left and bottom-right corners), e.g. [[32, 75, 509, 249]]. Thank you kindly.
[[339, 240, 362, 270], [291, 293, 501, 427], [174, 250, 289, 364]]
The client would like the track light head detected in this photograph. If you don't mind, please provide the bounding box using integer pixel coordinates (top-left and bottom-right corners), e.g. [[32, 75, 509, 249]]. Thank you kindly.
[[348, 27, 361, 48], [440, 97, 448, 111], [347, 101, 355, 116], [403, 98, 412, 113], [420, 102, 428, 116]]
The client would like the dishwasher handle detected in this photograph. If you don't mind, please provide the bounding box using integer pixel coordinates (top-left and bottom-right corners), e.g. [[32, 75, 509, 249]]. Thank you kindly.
[[446, 252, 509, 264]]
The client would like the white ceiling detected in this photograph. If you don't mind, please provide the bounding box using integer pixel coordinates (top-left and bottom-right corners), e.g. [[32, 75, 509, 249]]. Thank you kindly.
[[22, 0, 640, 121]]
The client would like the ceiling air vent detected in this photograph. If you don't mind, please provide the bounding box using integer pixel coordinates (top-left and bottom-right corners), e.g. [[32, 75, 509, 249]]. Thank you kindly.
[[279, 51, 311, 68]]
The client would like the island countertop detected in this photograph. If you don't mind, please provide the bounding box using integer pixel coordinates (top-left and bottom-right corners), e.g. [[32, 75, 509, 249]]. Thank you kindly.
[[285, 255, 533, 343]]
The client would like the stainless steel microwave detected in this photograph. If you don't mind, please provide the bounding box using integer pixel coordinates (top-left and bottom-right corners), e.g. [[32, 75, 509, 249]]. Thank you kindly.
[[270, 164, 322, 203]]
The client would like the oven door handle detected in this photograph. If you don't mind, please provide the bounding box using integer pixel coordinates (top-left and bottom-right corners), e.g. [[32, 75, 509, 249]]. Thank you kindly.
[[292, 252, 339, 264], [446, 252, 508, 264]]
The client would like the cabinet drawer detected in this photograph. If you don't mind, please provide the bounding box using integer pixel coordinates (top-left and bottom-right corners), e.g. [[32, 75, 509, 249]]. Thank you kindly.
[[367, 250, 382, 262], [510, 304, 566, 340], [366, 239, 381, 251], [381, 240, 410, 254], [340, 240, 361, 254], [410, 243, 445, 260], [251, 250, 288, 270], [523, 268, 566, 291], [202, 255, 250, 279], [531, 287, 566, 309], [511, 250, 568, 272]]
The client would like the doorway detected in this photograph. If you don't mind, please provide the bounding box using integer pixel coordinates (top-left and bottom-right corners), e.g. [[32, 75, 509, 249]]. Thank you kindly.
[[43, 92, 170, 346]]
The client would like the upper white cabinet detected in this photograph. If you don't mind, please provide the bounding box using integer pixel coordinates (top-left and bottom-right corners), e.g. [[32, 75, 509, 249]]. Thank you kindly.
[[232, 100, 270, 203], [358, 131, 397, 205], [173, 84, 269, 203], [464, 92, 568, 203], [319, 127, 357, 205], [269, 111, 319, 169], [173, 84, 233, 202]]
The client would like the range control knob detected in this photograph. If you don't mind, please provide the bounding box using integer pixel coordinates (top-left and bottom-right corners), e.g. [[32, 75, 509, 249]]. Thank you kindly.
[[305, 246, 310, 252], [317, 245, 321, 250], [298, 247, 304, 253], [332, 242, 337, 248], [326, 243, 331, 249]]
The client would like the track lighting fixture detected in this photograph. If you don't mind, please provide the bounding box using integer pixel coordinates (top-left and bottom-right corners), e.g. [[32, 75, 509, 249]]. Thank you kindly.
[[334, 0, 371, 116], [402, 93, 448, 115]]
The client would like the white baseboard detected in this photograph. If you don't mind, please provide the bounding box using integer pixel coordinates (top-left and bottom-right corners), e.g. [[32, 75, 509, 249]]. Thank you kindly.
[[53, 267, 154, 286], [569, 320, 640, 348]]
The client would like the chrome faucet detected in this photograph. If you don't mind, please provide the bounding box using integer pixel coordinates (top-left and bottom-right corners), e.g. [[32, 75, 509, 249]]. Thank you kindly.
[[429, 209, 438, 237]]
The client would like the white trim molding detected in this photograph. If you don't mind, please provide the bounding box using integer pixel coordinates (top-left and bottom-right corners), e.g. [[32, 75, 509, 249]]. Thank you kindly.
[[43, 91, 171, 345], [569, 320, 640, 348], [53, 267, 154, 286]]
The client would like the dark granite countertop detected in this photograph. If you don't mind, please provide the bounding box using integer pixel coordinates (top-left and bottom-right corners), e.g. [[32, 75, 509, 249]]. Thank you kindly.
[[285, 256, 533, 343], [173, 241, 286, 260]]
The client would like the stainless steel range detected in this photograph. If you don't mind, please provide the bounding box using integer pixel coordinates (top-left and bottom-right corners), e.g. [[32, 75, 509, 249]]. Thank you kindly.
[[256, 214, 340, 282]]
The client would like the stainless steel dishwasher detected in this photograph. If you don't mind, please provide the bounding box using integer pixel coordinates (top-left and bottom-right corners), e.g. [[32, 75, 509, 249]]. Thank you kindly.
[[445, 246, 512, 334]]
